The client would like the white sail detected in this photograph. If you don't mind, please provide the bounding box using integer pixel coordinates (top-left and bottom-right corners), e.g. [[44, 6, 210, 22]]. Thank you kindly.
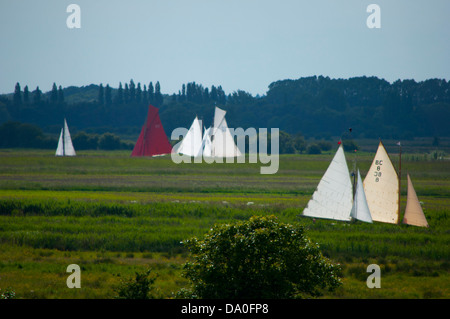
[[363, 141, 399, 224], [351, 169, 373, 223], [177, 116, 203, 157], [63, 119, 76, 156], [303, 144, 353, 221], [210, 107, 241, 157], [55, 119, 76, 156], [402, 174, 429, 227], [202, 126, 212, 157], [55, 129, 64, 156]]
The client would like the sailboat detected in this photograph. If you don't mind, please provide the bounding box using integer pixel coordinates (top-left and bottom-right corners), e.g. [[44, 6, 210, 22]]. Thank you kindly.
[[177, 106, 241, 158], [363, 141, 399, 224], [351, 169, 373, 223], [402, 174, 429, 227], [202, 127, 212, 157], [176, 116, 203, 157], [209, 106, 242, 158], [302, 144, 354, 221], [55, 118, 76, 156], [131, 104, 172, 157]]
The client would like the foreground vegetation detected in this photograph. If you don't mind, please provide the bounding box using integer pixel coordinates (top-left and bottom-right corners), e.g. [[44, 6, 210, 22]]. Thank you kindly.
[[0, 148, 448, 299]]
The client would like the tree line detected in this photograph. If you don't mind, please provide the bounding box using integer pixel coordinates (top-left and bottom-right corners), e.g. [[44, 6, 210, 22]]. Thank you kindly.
[[1, 76, 449, 147], [0, 121, 133, 150]]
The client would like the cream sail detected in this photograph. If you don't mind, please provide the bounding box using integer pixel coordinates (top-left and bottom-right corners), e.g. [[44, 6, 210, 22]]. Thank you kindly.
[[55, 118, 76, 156], [210, 107, 241, 158], [351, 169, 373, 223], [402, 174, 429, 227], [177, 116, 203, 157], [303, 144, 353, 221], [363, 141, 399, 224], [202, 127, 212, 157]]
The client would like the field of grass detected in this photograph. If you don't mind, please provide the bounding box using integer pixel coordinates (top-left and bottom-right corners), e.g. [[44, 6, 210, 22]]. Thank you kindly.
[[0, 147, 448, 299]]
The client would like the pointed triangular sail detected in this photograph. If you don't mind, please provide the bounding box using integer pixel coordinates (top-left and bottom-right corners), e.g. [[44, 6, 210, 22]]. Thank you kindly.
[[55, 129, 64, 156], [63, 119, 76, 156], [202, 127, 212, 157], [351, 170, 373, 223], [177, 117, 203, 157], [213, 107, 226, 134], [403, 174, 429, 227], [303, 145, 353, 221], [363, 141, 399, 224], [210, 107, 241, 157], [131, 105, 172, 157]]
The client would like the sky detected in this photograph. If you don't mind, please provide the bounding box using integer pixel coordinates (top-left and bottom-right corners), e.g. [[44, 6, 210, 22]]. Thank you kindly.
[[0, 0, 449, 96]]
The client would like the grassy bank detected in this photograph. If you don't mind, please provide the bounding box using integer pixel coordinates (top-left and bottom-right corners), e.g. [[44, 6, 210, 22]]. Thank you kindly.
[[0, 148, 448, 298]]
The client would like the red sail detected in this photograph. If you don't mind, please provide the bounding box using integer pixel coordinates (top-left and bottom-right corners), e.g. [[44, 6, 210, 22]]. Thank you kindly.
[[131, 105, 172, 156]]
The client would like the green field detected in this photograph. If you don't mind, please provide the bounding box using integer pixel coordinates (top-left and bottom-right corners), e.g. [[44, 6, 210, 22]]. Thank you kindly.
[[0, 148, 448, 299]]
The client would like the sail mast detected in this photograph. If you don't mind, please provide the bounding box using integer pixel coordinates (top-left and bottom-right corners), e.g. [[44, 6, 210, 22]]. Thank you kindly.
[[63, 119, 66, 156]]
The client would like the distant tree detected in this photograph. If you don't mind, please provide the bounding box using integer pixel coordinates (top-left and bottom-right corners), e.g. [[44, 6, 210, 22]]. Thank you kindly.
[[58, 85, 64, 104], [13, 83, 21, 106], [307, 144, 321, 154], [72, 131, 99, 150], [50, 83, 58, 104], [181, 84, 186, 102], [124, 83, 129, 104], [33, 86, 42, 105], [143, 84, 148, 104], [293, 134, 307, 154], [210, 85, 218, 102], [217, 85, 226, 104], [155, 81, 163, 107], [148, 82, 154, 104], [129, 79, 136, 102], [99, 132, 121, 150], [115, 82, 124, 104], [279, 131, 295, 154], [105, 84, 112, 106], [136, 82, 142, 103], [98, 83, 104, 105], [342, 140, 359, 152], [203, 87, 210, 103], [180, 215, 342, 299], [0, 121, 56, 149], [317, 141, 332, 152], [23, 85, 29, 104]]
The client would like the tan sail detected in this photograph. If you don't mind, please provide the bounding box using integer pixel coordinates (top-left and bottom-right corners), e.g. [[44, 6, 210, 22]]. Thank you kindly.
[[403, 174, 429, 227], [363, 141, 399, 224]]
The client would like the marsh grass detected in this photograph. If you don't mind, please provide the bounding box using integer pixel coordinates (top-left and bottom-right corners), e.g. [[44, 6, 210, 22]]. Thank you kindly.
[[0, 149, 448, 298]]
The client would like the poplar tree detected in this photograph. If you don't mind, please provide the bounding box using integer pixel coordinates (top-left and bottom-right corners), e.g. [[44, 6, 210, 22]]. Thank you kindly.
[[13, 82, 21, 106], [50, 83, 58, 104]]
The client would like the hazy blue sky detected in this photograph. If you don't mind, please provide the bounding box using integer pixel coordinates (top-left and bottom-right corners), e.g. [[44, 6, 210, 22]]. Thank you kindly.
[[1, 0, 449, 96]]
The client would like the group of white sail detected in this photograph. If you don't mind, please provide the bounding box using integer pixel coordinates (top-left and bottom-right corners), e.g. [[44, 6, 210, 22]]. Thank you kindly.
[[176, 106, 241, 158], [303, 141, 429, 227]]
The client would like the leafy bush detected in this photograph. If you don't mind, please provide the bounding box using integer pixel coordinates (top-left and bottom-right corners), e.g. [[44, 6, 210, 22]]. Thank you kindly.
[[307, 144, 321, 154], [180, 215, 342, 299], [113, 268, 158, 299]]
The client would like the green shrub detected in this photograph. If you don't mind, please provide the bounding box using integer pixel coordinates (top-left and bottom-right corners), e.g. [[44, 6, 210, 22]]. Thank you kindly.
[[180, 215, 342, 299], [113, 268, 158, 299]]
